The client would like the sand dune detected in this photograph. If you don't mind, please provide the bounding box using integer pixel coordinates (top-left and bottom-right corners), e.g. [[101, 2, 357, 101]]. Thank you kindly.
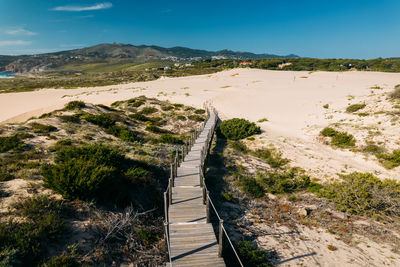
[[1, 68, 400, 181]]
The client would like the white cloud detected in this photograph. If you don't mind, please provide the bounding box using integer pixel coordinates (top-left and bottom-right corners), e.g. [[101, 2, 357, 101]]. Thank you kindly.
[[0, 40, 32, 46], [5, 28, 37, 36], [52, 2, 112, 12]]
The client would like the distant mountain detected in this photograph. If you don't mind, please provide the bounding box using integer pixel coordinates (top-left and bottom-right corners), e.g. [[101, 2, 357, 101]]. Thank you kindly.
[[0, 43, 298, 73]]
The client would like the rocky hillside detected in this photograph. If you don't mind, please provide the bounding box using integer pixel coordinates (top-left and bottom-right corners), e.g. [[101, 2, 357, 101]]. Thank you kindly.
[[0, 43, 298, 73]]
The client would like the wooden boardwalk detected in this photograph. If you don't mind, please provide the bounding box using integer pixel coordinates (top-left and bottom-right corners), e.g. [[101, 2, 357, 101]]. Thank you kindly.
[[165, 112, 226, 267]]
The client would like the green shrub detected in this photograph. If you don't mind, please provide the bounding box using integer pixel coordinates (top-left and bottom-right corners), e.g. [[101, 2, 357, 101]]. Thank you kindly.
[[129, 113, 151, 122], [125, 167, 150, 184], [30, 123, 57, 134], [161, 105, 174, 111], [131, 99, 145, 107], [237, 241, 274, 267], [256, 169, 311, 194], [0, 195, 65, 265], [83, 113, 116, 128], [257, 118, 268, 123], [159, 134, 183, 144], [173, 104, 184, 109], [318, 172, 400, 218], [187, 114, 205, 122], [320, 127, 356, 147], [320, 127, 338, 137], [331, 132, 356, 147], [323, 104, 329, 109], [219, 118, 261, 140], [97, 104, 117, 112], [194, 109, 206, 114], [137, 229, 160, 247], [0, 172, 15, 181], [346, 103, 366, 113], [377, 149, 400, 169], [107, 125, 140, 142], [44, 256, 79, 267], [64, 101, 85, 110], [145, 125, 169, 134], [176, 115, 186, 121], [42, 144, 130, 203], [140, 107, 158, 115], [0, 135, 25, 153], [58, 114, 81, 123], [230, 141, 248, 153], [235, 174, 264, 198], [253, 148, 289, 168]]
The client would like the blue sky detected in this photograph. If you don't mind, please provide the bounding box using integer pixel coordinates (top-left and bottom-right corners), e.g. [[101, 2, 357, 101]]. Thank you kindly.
[[0, 0, 399, 58]]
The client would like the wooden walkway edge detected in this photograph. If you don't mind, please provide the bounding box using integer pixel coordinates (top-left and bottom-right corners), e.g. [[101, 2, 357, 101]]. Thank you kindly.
[[164, 111, 226, 267]]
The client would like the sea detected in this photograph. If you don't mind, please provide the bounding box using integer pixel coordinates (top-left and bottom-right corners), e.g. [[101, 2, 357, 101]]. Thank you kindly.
[[0, 72, 15, 79]]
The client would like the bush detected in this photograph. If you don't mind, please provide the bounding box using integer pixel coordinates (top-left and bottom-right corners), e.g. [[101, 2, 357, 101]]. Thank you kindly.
[[235, 173, 264, 198], [230, 141, 248, 153], [377, 149, 400, 169], [30, 123, 57, 134], [320, 127, 338, 137], [319, 172, 400, 218], [323, 104, 329, 109], [131, 99, 145, 107], [320, 127, 356, 147], [42, 144, 131, 203], [219, 118, 261, 140], [161, 105, 174, 111], [0, 195, 65, 265], [140, 107, 158, 115], [83, 113, 116, 128], [58, 114, 81, 123], [107, 125, 140, 142], [125, 167, 150, 184], [256, 169, 312, 194], [64, 101, 85, 110], [253, 148, 289, 168], [0, 172, 15, 181], [331, 132, 356, 147], [237, 241, 274, 267], [145, 125, 169, 134], [194, 109, 205, 114], [159, 134, 183, 144], [129, 113, 151, 122], [176, 115, 186, 121], [187, 114, 205, 122], [44, 256, 79, 267], [0, 135, 25, 153], [346, 103, 366, 113]]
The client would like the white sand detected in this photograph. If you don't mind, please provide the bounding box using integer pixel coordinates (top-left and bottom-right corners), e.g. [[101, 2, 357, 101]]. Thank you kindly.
[[2, 68, 400, 181]]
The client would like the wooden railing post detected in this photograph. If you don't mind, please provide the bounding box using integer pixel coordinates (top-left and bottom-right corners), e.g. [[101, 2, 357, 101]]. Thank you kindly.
[[202, 187, 206, 204], [206, 191, 210, 223], [168, 179, 172, 205], [164, 192, 168, 221], [170, 164, 174, 186], [218, 219, 224, 257]]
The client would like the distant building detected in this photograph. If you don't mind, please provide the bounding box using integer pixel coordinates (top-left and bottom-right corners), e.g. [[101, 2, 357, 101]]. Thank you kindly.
[[278, 62, 292, 69], [239, 62, 253, 66]]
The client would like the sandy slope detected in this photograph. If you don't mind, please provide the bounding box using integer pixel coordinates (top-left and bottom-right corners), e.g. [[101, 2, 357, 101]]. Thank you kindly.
[[2, 68, 400, 182]]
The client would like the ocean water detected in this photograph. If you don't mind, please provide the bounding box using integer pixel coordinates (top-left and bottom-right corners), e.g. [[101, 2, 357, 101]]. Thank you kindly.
[[0, 72, 15, 79]]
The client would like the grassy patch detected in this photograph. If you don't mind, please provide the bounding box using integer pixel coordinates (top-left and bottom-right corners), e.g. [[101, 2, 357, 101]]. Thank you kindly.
[[253, 148, 289, 168], [159, 134, 183, 144], [318, 172, 400, 218], [140, 107, 158, 115], [0, 195, 65, 265], [346, 103, 366, 113], [187, 114, 205, 122], [237, 241, 274, 267], [64, 101, 85, 110], [390, 85, 400, 99], [0, 135, 25, 153], [145, 125, 169, 134], [377, 149, 400, 169], [257, 118, 268, 123], [320, 127, 356, 148], [30, 123, 58, 134], [323, 104, 329, 109]]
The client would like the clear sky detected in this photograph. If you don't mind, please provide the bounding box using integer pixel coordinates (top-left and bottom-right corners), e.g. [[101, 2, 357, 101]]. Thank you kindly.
[[0, 0, 399, 58]]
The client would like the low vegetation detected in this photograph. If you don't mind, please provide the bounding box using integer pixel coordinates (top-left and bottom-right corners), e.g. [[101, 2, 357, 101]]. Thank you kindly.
[[0, 195, 65, 265], [237, 241, 274, 267], [320, 127, 356, 148], [64, 100, 86, 110], [389, 84, 400, 99], [346, 103, 366, 113], [219, 118, 261, 140], [42, 144, 151, 205], [0, 135, 25, 153], [318, 172, 400, 218], [377, 149, 400, 169]]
